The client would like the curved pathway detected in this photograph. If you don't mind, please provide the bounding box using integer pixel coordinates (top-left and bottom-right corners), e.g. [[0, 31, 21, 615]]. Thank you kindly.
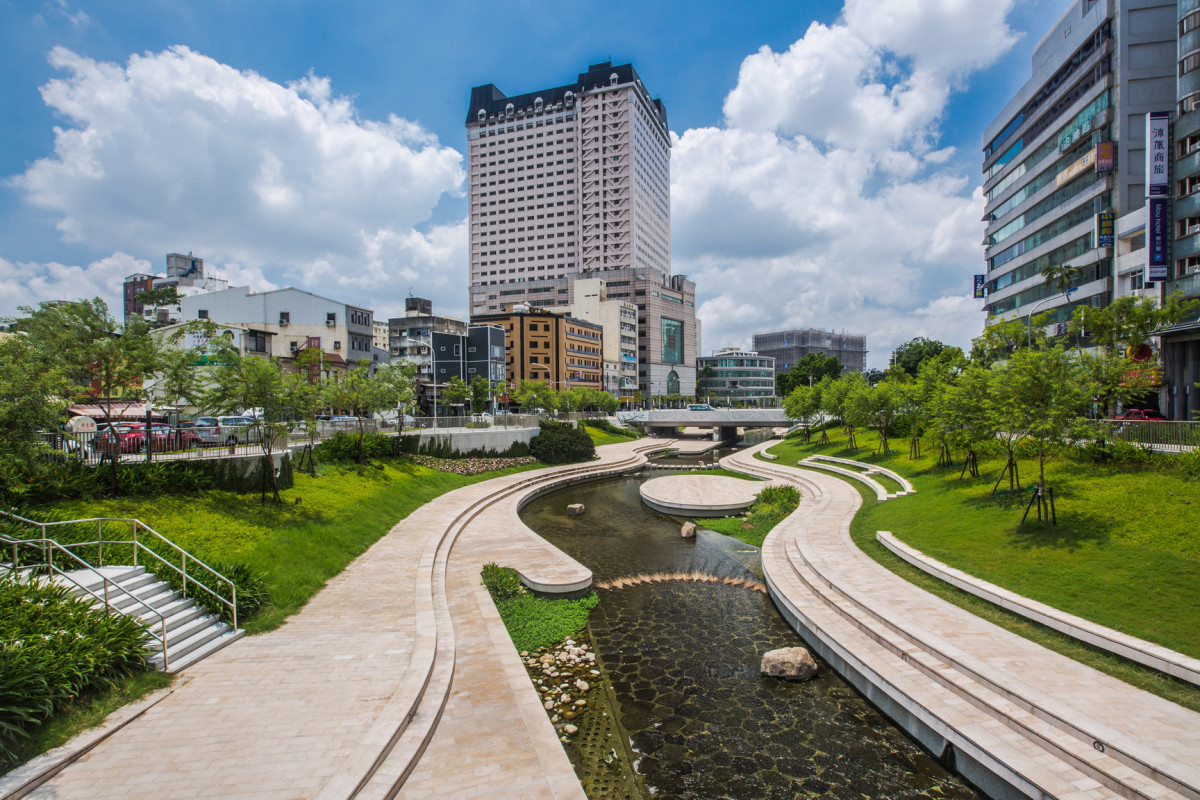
[[11, 438, 661, 800], [722, 442, 1200, 800]]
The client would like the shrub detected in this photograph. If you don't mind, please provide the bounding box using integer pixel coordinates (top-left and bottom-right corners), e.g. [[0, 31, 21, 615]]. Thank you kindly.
[[530, 421, 595, 465], [0, 572, 151, 766], [582, 419, 638, 438], [481, 562, 525, 600]]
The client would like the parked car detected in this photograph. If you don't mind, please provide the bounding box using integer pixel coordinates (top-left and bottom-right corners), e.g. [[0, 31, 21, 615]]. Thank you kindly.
[[216, 416, 263, 445], [1114, 408, 1167, 421], [94, 423, 201, 454], [687, 404, 715, 411]]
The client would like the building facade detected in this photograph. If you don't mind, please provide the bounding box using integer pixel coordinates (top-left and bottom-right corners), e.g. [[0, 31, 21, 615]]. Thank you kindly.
[[123, 253, 230, 325], [387, 298, 469, 386], [471, 306, 603, 394], [428, 326, 507, 412], [547, 278, 639, 399], [178, 285, 374, 369], [464, 62, 696, 397], [751, 329, 867, 375], [980, 0, 1176, 331], [697, 348, 776, 405]]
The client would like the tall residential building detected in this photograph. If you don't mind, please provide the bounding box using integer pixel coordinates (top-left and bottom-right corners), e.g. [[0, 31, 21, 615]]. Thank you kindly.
[[465, 61, 697, 397], [751, 329, 867, 375], [980, 0, 1176, 331]]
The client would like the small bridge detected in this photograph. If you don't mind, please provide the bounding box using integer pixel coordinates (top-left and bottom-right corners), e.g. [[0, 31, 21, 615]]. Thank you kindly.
[[640, 409, 792, 439]]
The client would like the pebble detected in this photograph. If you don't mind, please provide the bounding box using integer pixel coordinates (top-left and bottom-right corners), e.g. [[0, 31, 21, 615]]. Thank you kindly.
[[543, 700, 554, 710], [574, 699, 587, 707], [564, 724, 578, 735]]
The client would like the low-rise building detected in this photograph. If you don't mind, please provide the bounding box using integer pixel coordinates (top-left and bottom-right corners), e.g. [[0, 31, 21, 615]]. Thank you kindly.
[[547, 278, 639, 401], [471, 305, 604, 395]]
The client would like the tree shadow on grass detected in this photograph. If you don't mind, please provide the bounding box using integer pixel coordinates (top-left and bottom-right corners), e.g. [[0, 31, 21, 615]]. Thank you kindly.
[[1007, 508, 1113, 552]]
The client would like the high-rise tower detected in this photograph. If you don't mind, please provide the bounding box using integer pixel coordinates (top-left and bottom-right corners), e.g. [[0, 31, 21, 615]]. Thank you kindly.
[[466, 62, 696, 397]]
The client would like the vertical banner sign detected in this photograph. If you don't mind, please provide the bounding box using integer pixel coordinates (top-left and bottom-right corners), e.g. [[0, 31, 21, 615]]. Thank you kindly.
[[1095, 141, 1115, 172], [973, 274, 986, 299], [1146, 112, 1170, 197], [1147, 198, 1169, 281], [1095, 211, 1114, 247]]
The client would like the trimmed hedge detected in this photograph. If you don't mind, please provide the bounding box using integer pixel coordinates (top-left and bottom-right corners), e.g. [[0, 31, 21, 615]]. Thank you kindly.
[[312, 432, 530, 463]]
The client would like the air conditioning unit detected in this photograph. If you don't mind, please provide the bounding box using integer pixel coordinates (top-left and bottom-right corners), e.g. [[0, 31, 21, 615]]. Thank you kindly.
[[289, 342, 299, 353], [326, 320, 335, 326], [333, 341, 342, 350], [279, 318, 289, 326], [1053, 322, 1070, 336]]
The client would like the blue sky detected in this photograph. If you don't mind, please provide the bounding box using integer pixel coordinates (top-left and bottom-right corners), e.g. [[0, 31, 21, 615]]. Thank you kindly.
[[0, 0, 1068, 367]]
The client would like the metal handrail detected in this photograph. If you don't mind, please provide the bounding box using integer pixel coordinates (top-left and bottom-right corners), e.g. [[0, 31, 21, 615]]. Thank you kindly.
[[1, 532, 169, 671], [0, 510, 238, 630]]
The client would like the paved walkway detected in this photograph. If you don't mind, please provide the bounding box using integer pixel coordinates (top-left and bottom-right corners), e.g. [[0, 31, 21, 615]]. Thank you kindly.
[[722, 443, 1200, 800], [13, 438, 660, 800]]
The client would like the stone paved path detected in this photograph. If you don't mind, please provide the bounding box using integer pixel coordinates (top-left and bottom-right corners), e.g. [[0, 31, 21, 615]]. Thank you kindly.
[[722, 443, 1200, 800], [20, 439, 656, 800]]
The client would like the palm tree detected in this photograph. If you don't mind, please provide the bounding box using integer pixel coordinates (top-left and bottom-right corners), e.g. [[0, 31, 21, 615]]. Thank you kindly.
[[1039, 263, 1081, 340]]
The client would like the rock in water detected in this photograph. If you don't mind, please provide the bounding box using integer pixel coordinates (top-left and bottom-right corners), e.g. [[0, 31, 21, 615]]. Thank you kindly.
[[680, 521, 697, 538], [567, 503, 586, 516], [760, 647, 819, 681]]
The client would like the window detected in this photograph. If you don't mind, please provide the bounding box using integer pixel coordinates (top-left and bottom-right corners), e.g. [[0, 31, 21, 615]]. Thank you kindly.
[[661, 318, 683, 364], [327, 312, 337, 325], [198, 310, 209, 320]]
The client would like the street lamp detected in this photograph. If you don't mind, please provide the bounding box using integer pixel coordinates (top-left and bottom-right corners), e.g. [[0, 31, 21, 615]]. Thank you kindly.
[[1026, 286, 1078, 348]]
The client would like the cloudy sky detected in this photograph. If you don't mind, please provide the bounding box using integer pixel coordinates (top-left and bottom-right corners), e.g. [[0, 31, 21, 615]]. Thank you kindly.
[[0, 0, 1068, 368]]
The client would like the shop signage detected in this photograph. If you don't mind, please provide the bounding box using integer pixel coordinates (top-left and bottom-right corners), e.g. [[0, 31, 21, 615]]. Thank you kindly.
[[973, 274, 986, 299], [1095, 141, 1115, 172], [1146, 197, 1169, 282], [1095, 211, 1114, 248], [1055, 147, 1097, 188], [1146, 111, 1170, 197]]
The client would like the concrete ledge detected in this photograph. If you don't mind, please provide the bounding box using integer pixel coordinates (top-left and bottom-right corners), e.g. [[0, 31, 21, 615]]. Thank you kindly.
[[807, 454, 914, 494], [877, 530, 1200, 688], [798, 458, 891, 501]]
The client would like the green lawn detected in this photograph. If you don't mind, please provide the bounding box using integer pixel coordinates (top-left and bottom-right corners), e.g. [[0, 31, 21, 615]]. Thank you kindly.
[[763, 432, 1200, 658], [48, 459, 542, 634]]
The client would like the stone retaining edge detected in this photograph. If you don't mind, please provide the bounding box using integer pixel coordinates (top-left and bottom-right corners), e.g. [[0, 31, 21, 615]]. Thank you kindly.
[[876, 530, 1200, 688]]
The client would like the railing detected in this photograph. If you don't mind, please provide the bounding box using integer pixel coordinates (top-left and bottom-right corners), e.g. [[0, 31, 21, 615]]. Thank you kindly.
[[1, 531, 169, 670], [0, 509, 238, 630], [1091, 418, 1200, 451]]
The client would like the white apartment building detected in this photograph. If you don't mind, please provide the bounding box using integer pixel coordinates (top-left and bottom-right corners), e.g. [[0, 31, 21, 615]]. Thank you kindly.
[[178, 286, 374, 366], [465, 61, 695, 397]]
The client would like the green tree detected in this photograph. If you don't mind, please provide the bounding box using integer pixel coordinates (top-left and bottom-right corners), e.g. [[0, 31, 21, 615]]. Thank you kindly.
[[0, 333, 72, 473], [889, 337, 948, 376], [9, 299, 162, 493], [469, 376, 491, 414], [441, 376, 469, 416], [1070, 289, 1200, 356], [782, 383, 821, 441], [846, 379, 903, 455], [323, 360, 413, 463], [204, 352, 291, 502], [930, 363, 992, 477], [902, 348, 966, 459], [515, 379, 557, 414], [971, 316, 1042, 365], [283, 349, 332, 473], [777, 353, 841, 396], [993, 346, 1090, 520], [1040, 263, 1080, 295]]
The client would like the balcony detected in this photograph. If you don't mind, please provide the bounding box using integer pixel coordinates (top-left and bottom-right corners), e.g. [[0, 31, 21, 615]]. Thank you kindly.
[[1167, 272, 1200, 298]]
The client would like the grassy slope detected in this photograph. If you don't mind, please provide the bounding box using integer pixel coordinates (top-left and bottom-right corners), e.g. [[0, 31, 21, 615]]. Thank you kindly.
[[760, 431, 1200, 709], [49, 459, 541, 634]]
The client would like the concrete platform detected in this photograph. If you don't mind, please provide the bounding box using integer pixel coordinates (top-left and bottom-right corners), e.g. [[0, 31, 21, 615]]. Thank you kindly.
[[638, 473, 764, 515]]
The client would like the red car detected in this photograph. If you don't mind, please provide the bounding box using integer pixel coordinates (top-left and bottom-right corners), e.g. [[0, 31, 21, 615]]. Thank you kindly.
[[94, 423, 201, 454], [1114, 408, 1167, 421]]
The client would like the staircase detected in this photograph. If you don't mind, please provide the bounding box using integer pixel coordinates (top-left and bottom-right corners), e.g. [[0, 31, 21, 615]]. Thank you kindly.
[[52, 565, 243, 673]]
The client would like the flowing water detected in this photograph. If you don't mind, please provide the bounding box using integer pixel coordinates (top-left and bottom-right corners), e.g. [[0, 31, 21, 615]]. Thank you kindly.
[[519, 462, 983, 800]]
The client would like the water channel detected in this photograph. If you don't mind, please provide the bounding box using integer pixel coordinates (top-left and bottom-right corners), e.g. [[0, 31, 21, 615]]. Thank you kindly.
[[518, 447, 983, 800]]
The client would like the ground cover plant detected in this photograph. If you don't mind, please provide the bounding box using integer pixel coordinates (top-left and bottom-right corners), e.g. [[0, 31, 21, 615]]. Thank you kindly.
[[481, 563, 599, 652], [0, 573, 154, 768], [696, 483, 801, 548], [761, 429, 1200, 710]]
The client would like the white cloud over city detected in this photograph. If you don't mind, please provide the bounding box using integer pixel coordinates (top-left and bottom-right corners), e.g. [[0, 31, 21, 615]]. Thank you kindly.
[[679, 0, 1020, 365], [5, 45, 465, 320], [3, 0, 1021, 367]]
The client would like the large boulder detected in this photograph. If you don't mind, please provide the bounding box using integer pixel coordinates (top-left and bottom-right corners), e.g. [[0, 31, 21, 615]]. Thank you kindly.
[[680, 521, 697, 538], [567, 503, 586, 516], [760, 647, 819, 681]]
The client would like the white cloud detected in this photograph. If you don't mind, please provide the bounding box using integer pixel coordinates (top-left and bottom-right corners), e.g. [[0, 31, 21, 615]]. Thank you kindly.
[[681, 0, 1018, 367], [0, 252, 147, 316], [8, 45, 465, 319]]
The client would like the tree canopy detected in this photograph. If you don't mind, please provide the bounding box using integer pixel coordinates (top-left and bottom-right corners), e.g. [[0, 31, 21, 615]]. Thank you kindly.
[[889, 337, 948, 376], [776, 353, 842, 396]]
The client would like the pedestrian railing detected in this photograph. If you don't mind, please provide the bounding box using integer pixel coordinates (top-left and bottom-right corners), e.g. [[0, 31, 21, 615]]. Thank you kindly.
[[0, 509, 238, 630], [1091, 418, 1200, 452]]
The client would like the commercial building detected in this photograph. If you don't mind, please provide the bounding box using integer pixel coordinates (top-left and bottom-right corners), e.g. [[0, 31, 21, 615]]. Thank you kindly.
[[464, 61, 697, 397], [979, 0, 1176, 329], [547, 278, 639, 400], [427, 326, 507, 414], [472, 305, 603, 394], [751, 329, 867, 375], [387, 297, 468, 386], [178, 285, 374, 372], [697, 348, 776, 405]]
